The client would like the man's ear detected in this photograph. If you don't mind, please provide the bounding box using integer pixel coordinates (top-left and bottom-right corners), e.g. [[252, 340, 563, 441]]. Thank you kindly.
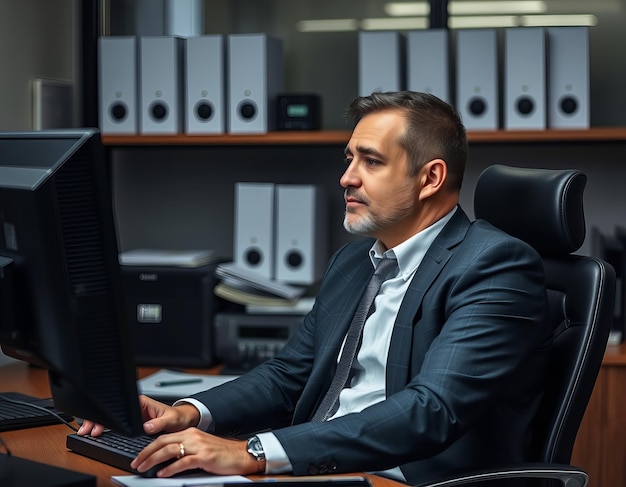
[[418, 159, 447, 201]]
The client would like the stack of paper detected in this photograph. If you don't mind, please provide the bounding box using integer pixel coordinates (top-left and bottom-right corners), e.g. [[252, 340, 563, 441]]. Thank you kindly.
[[138, 369, 239, 401], [119, 249, 216, 268], [111, 473, 249, 486], [214, 263, 307, 306]]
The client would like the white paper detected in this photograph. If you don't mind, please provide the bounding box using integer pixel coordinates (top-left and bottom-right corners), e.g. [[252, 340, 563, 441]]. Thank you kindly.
[[119, 249, 216, 267], [111, 473, 249, 487], [138, 369, 239, 400]]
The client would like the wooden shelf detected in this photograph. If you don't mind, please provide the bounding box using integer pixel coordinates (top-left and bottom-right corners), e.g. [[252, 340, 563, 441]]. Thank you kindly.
[[101, 127, 626, 147], [468, 127, 626, 143], [101, 130, 351, 146]]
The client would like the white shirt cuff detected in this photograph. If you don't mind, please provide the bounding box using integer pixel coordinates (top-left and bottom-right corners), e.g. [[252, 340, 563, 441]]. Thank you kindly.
[[256, 431, 293, 474], [173, 397, 214, 432]]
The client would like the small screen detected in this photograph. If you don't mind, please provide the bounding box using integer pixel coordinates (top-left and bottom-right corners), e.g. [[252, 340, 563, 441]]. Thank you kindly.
[[287, 104, 309, 118]]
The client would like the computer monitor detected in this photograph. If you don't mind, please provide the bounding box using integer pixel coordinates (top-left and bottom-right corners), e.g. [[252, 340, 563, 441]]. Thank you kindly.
[[0, 129, 144, 436]]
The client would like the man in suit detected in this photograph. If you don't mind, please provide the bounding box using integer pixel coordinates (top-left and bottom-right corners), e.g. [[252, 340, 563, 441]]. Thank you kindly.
[[80, 91, 551, 484]]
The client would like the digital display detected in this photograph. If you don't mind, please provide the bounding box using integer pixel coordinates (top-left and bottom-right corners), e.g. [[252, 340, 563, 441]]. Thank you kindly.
[[287, 104, 309, 118], [238, 326, 290, 339], [137, 304, 162, 323]]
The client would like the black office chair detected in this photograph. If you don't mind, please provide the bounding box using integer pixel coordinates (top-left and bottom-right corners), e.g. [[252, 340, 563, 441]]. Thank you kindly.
[[415, 165, 616, 487]]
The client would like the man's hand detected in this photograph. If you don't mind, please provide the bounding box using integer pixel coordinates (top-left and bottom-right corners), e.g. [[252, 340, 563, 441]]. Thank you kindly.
[[76, 394, 200, 437], [130, 427, 260, 477]]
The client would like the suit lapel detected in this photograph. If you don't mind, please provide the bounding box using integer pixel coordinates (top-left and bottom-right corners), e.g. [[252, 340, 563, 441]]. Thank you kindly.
[[386, 208, 472, 394]]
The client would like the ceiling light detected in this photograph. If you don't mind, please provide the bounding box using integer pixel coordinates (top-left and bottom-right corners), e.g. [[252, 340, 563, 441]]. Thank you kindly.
[[384, 2, 429, 17], [386, 1, 546, 16], [295, 19, 359, 33], [521, 14, 598, 27], [449, 1, 546, 15], [448, 15, 519, 28], [361, 17, 429, 31]]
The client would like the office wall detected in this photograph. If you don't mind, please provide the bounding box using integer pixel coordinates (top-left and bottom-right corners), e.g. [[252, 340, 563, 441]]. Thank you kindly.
[[0, 0, 74, 131], [0, 0, 74, 364]]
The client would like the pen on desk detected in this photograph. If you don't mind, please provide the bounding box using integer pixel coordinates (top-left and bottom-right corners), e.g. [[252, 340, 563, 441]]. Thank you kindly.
[[154, 378, 203, 387]]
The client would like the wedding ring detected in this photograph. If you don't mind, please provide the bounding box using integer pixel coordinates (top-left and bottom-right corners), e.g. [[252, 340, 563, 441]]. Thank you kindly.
[[177, 442, 185, 459]]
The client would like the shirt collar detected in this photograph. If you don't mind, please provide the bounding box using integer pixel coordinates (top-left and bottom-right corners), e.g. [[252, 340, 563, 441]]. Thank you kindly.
[[369, 207, 457, 280]]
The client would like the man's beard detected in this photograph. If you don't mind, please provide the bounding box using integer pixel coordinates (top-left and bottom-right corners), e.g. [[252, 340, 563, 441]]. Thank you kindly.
[[343, 187, 415, 237], [343, 210, 378, 236], [343, 188, 378, 236]]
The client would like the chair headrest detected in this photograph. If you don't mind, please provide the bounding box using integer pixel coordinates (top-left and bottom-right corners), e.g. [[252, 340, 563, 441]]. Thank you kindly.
[[474, 165, 587, 256]]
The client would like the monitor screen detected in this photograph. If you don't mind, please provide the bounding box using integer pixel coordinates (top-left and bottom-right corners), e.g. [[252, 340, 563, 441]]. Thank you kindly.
[[0, 129, 144, 436]]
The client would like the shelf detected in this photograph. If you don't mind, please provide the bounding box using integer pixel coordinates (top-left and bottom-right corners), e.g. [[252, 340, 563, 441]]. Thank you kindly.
[[101, 130, 351, 146], [101, 127, 626, 147], [467, 127, 626, 143]]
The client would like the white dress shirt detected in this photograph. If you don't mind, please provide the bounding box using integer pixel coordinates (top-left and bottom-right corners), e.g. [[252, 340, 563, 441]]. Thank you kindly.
[[177, 208, 456, 479]]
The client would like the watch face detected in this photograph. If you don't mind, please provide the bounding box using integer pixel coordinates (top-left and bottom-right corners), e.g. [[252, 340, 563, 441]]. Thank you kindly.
[[247, 436, 265, 459]]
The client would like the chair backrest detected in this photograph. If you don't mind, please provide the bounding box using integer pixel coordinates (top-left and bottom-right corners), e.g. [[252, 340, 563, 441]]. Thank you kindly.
[[473, 164, 616, 465]]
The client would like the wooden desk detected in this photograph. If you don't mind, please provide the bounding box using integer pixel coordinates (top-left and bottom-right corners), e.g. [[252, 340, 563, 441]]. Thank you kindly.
[[571, 343, 626, 487], [0, 361, 403, 487]]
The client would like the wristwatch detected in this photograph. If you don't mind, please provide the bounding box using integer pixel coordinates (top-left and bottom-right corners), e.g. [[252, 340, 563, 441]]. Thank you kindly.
[[246, 435, 266, 473]]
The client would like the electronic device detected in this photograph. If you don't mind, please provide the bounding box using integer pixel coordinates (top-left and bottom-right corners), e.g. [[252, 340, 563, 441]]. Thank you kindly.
[[227, 33, 284, 134], [214, 312, 301, 374], [406, 29, 451, 104], [0, 391, 74, 431], [504, 27, 547, 130], [233, 182, 276, 279], [0, 453, 96, 487], [275, 184, 328, 285], [547, 27, 590, 129], [184, 35, 225, 134], [98, 36, 138, 134], [221, 480, 372, 487], [121, 263, 225, 367], [139, 36, 184, 134], [358, 30, 405, 96], [277, 93, 322, 130], [66, 431, 162, 477], [456, 29, 499, 130], [0, 129, 144, 436]]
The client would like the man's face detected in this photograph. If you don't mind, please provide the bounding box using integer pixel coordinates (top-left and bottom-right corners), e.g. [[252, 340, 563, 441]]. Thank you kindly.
[[341, 109, 419, 248]]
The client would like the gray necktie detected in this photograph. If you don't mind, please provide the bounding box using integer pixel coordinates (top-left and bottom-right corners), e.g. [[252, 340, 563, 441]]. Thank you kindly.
[[311, 257, 397, 422]]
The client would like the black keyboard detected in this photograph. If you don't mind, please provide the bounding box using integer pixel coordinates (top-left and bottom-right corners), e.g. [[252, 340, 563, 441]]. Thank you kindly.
[[0, 391, 74, 431], [66, 431, 157, 475]]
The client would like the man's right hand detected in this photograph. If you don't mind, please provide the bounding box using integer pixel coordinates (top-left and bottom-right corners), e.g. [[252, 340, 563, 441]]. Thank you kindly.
[[76, 394, 201, 437]]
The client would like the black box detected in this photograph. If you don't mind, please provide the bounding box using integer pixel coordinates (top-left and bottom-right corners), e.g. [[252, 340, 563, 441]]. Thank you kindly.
[[276, 93, 321, 130], [121, 263, 226, 367]]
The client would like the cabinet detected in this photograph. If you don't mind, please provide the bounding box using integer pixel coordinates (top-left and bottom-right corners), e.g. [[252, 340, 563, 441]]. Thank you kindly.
[[571, 344, 626, 487]]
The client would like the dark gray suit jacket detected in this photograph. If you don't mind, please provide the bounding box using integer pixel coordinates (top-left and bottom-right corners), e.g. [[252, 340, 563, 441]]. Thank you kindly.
[[194, 207, 552, 484]]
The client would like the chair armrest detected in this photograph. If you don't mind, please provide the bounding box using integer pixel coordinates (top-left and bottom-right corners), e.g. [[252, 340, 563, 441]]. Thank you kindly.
[[413, 463, 588, 487]]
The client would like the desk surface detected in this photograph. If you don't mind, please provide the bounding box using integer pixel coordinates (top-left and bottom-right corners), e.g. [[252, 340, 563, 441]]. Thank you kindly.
[[0, 361, 403, 487]]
